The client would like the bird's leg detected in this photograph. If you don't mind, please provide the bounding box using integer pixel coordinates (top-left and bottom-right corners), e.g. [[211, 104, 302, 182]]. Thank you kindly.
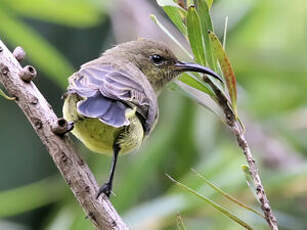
[[96, 143, 120, 199]]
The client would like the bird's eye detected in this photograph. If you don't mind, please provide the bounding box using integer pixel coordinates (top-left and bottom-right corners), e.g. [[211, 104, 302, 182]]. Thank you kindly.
[[150, 54, 164, 65]]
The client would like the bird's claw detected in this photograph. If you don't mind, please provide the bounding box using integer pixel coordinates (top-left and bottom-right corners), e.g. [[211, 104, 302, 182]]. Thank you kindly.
[[96, 182, 112, 199]]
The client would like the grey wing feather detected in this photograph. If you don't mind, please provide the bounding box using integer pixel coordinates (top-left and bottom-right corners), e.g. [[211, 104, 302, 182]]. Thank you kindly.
[[67, 62, 158, 134], [77, 93, 129, 127]]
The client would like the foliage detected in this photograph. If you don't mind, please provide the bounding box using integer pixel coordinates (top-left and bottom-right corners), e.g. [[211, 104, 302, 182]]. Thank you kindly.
[[155, 0, 239, 122], [0, 0, 105, 87], [152, 0, 257, 228]]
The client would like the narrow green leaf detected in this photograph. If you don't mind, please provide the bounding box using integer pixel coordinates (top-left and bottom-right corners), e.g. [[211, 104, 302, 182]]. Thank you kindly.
[[206, 0, 213, 9], [178, 73, 214, 96], [176, 214, 187, 230], [208, 31, 238, 117], [0, 88, 15, 100], [1, 0, 104, 28], [195, 0, 213, 31], [187, 5, 206, 66], [150, 14, 193, 60], [241, 165, 260, 204], [167, 174, 254, 230], [0, 177, 65, 218], [192, 169, 265, 218], [0, 10, 74, 87], [195, 0, 217, 71], [163, 6, 187, 36]]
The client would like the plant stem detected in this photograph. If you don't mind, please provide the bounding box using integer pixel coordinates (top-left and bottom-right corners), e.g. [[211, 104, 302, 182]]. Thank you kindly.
[[203, 76, 279, 230]]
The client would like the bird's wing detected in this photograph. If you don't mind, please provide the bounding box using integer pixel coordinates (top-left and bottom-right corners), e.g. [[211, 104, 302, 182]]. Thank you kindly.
[[67, 63, 158, 134]]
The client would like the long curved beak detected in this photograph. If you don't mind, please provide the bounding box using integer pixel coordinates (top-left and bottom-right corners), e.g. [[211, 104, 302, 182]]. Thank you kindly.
[[174, 61, 223, 83]]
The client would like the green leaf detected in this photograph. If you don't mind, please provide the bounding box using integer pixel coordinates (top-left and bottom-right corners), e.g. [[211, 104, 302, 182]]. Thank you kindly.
[[191, 169, 265, 218], [178, 73, 214, 96], [150, 14, 193, 60], [206, 0, 213, 9], [0, 177, 65, 218], [0, 10, 74, 87], [0, 88, 15, 100], [1, 0, 104, 28], [195, 0, 217, 70], [163, 6, 187, 37], [241, 165, 260, 204], [186, 5, 206, 66], [195, 0, 213, 32], [167, 174, 254, 230], [208, 31, 238, 117]]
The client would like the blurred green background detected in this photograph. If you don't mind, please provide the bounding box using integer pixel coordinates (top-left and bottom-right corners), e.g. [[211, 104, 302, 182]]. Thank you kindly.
[[0, 0, 306, 229]]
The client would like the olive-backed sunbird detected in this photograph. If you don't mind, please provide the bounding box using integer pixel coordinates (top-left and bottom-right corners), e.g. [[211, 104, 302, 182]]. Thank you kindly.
[[63, 39, 222, 198]]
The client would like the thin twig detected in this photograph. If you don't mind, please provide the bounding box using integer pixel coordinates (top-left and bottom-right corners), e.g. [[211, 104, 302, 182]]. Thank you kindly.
[[203, 76, 279, 230], [0, 40, 129, 230]]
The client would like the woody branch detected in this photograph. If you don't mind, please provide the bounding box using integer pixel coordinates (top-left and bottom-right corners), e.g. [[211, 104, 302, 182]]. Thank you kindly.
[[0, 40, 129, 230]]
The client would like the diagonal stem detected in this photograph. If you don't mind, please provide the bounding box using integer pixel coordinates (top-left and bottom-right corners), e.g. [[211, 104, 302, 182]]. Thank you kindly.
[[203, 76, 278, 230]]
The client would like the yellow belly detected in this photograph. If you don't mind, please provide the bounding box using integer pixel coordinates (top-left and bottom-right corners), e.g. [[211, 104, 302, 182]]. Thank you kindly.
[[63, 94, 144, 155]]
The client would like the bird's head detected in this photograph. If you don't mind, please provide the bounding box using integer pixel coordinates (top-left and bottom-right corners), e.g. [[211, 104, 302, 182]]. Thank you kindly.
[[106, 39, 222, 92]]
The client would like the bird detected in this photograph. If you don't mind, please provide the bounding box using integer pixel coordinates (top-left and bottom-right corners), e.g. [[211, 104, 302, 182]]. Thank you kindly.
[[62, 38, 222, 199]]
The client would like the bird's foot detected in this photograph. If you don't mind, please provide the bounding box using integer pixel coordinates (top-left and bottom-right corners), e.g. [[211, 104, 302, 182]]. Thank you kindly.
[[96, 182, 112, 199]]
